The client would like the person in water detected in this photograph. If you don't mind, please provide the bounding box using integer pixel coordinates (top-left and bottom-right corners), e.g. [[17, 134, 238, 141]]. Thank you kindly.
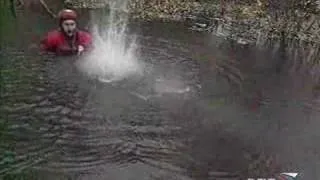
[[40, 9, 92, 56]]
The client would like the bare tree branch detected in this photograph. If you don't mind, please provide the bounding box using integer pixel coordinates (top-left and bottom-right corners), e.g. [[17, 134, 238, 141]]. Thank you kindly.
[[39, 0, 56, 18], [17, 0, 24, 8]]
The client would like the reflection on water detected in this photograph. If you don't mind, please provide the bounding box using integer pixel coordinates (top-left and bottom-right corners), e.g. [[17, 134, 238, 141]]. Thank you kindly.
[[1, 15, 320, 180]]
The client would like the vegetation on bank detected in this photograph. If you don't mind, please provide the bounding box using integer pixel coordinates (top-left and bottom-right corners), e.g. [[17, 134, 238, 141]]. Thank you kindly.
[[22, 0, 320, 70], [132, 0, 320, 81], [10, 0, 320, 46], [0, 0, 17, 46]]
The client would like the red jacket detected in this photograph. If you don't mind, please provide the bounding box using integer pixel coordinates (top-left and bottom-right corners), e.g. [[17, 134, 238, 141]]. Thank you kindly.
[[40, 29, 92, 56]]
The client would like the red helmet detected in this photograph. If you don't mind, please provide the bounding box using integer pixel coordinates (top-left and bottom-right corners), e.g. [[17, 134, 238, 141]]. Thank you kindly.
[[58, 9, 77, 24]]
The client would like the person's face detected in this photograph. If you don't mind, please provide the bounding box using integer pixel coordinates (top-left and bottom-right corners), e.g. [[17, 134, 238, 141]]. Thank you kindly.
[[61, 20, 77, 37]]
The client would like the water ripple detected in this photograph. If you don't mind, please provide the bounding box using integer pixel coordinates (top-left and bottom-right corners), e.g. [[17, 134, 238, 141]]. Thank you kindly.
[[1, 25, 290, 179]]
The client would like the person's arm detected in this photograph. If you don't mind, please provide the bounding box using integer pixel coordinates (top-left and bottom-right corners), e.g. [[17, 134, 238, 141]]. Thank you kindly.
[[40, 33, 56, 53], [40, 37, 49, 52], [78, 32, 93, 55]]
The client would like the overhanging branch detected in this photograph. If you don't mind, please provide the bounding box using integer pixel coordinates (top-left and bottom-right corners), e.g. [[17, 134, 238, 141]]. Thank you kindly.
[[39, 0, 56, 18]]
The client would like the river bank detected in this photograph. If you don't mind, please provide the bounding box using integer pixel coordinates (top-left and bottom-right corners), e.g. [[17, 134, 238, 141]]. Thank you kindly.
[[56, 0, 320, 80]]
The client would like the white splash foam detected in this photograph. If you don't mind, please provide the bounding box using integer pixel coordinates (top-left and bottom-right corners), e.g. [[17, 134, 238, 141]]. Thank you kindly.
[[77, 1, 144, 82]]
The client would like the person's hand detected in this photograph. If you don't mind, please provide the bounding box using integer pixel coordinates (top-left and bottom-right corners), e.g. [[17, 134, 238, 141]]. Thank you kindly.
[[78, 45, 84, 55]]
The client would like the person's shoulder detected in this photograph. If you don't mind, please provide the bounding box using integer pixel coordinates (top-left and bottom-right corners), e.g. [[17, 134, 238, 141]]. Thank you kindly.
[[45, 29, 63, 39], [46, 29, 60, 35]]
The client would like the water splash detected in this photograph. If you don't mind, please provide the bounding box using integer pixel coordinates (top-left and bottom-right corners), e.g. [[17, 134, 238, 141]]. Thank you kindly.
[[77, 1, 144, 82], [76, 1, 195, 100]]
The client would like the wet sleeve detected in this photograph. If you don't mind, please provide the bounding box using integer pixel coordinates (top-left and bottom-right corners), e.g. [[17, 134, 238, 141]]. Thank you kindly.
[[80, 32, 93, 50]]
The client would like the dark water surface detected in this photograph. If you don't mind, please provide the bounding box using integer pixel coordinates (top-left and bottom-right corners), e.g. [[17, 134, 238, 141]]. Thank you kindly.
[[1, 12, 320, 180]]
